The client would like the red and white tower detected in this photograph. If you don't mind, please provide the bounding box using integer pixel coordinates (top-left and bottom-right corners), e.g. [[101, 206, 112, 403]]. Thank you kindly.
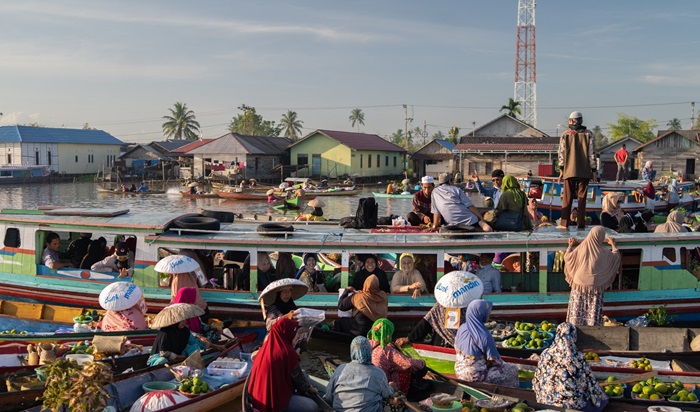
[[514, 0, 537, 127]]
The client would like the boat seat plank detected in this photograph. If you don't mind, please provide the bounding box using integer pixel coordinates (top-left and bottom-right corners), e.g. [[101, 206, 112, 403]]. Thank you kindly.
[[43, 208, 130, 217], [1, 301, 43, 320], [577, 326, 630, 350], [631, 327, 689, 352], [43, 305, 83, 322]]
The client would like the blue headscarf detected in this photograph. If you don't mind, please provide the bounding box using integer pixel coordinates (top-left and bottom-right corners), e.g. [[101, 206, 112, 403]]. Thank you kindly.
[[350, 336, 372, 364], [454, 299, 500, 360], [294, 253, 317, 279]]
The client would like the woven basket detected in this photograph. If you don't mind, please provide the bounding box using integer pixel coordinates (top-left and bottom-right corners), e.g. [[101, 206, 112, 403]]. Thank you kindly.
[[92, 335, 126, 354]]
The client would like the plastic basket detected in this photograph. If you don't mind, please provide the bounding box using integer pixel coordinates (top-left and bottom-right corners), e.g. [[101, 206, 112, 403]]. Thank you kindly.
[[207, 360, 248, 378]]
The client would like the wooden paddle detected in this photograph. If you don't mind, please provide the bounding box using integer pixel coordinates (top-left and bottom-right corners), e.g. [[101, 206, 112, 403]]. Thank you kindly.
[[599, 370, 658, 386], [402, 398, 424, 412]]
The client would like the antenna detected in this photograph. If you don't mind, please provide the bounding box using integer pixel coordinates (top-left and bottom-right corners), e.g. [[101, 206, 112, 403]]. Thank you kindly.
[[514, 0, 537, 127]]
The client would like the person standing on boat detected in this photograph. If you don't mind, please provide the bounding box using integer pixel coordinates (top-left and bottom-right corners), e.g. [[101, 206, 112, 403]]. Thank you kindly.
[[474, 253, 501, 293], [558, 111, 597, 229], [390, 253, 428, 298], [325, 336, 395, 412], [337, 275, 389, 337], [614, 144, 629, 183], [641, 161, 656, 182], [42, 232, 74, 270], [406, 176, 435, 226], [431, 172, 492, 232], [472, 169, 504, 209], [564, 227, 620, 326], [91, 242, 133, 278], [454, 300, 518, 387], [352, 254, 390, 293], [533, 323, 608, 412]]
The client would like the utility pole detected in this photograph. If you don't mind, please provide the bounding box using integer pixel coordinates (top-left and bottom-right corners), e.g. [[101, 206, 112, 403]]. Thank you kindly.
[[691, 102, 696, 129], [403, 105, 412, 178], [238, 104, 250, 133]]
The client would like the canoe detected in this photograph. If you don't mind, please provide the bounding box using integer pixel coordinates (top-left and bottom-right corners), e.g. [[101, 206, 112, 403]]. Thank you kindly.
[[298, 188, 361, 197], [97, 187, 166, 195], [179, 191, 221, 199], [372, 192, 414, 199], [271, 196, 302, 210], [216, 190, 267, 201]]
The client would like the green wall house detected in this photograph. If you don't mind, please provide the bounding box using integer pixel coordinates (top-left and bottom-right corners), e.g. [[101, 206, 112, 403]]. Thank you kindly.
[[289, 129, 407, 178]]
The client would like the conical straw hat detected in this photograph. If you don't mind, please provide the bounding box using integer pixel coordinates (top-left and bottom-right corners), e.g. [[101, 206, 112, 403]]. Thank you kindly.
[[307, 198, 325, 208], [150, 303, 204, 329], [258, 278, 308, 306], [99, 281, 143, 311]]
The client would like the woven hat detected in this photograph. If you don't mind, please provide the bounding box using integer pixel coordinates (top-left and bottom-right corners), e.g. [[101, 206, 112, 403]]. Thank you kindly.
[[258, 278, 309, 305], [150, 303, 204, 329], [421, 176, 434, 185], [154, 255, 200, 274], [266, 189, 275, 195], [433, 271, 483, 309], [438, 173, 453, 185], [99, 282, 143, 311], [308, 198, 325, 208], [501, 254, 521, 272], [402, 178, 410, 184]]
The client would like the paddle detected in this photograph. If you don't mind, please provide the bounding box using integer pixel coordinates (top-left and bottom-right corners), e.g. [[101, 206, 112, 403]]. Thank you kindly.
[[311, 392, 334, 412], [599, 370, 658, 386], [401, 398, 424, 412]]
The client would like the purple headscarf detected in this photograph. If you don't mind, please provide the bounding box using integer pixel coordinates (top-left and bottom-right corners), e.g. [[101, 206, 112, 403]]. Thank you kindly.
[[454, 299, 500, 360]]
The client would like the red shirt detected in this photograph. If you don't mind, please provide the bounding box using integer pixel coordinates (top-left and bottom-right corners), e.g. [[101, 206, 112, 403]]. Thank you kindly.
[[614, 148, 628, 164]]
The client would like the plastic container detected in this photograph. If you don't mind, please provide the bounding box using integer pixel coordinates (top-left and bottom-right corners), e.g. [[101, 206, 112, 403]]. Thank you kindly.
[[142, 381, 178, 392], [294, 308, 325, 327], [207, 359, 248, 378], [65, 354, 94, 365], [431, 401, 462, 412], [240, 353, 253, 363], [72, 316, 93, 324]]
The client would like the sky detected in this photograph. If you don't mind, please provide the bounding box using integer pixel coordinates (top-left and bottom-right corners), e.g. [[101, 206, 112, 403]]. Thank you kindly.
[[1, 1, 699, 144]]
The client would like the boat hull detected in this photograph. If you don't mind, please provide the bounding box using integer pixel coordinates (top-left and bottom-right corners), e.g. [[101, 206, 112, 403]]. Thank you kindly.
[[372, 192, 413, 199], [179, 191, 220, 199]]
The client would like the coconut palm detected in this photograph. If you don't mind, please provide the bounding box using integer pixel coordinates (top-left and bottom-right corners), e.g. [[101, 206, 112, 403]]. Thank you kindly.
[[280, 110, 304, 140], [667, 118, 682, 130], [499, 98, 522, 118], [349, 108, 365, 132], [162, 102, 200, 140], [448, 126, 460, 144]]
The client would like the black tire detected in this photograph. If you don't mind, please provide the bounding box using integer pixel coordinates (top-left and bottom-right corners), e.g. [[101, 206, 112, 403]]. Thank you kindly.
[[256, 223, 294, 237], [174, 216, 220, 232], [439, 224, 478, 238], [199, 209, 235, 223]]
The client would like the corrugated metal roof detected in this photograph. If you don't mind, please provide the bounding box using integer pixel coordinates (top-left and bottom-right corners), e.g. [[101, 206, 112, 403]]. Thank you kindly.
[[0, 125, 123, 145], [152, 140, 192, 153], [172, 139, 215, 153], [434, 139, 455, 151], [291, 129, 406, 152], [455, 143, 558, 151], [188, 133, 291, 155]]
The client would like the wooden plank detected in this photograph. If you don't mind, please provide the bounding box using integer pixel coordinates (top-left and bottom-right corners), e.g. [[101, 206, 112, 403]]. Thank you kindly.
[[631, 327, 689, 352], [43, 305, 84, 322], [43, 208, 130, 217], [2, 301, 43, 319], [577, 326, 630, 350]]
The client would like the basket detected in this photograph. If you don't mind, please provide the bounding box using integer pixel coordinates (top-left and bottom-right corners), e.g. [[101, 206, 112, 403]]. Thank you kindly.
[[142, 381, 178, 392], [474, 398, 511, 412], [92, 335, 126, 354]]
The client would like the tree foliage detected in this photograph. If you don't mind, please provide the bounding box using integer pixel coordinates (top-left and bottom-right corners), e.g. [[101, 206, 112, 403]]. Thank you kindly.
[[499, 98, 522, 118], [82, 123, 96, 130], [606, 113, 656, 143], [667, 118, 682, 130], [162, 102, 200, 140], [228, 106, 280, 137], [279, 110, 304, 140], [389, 129, 405, 146], [431, 131, 445, 141], [447, 126, 460, 144], [590, 125, 608, 149], [349, 108, 365, 132]]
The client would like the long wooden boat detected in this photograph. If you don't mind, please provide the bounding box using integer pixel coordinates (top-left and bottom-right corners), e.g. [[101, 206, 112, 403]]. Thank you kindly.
[[270, 196, 301, 210], [178, 191, 221, 199], [97, 187, 167, 195], [298, 188, 361, 197], [372, 192, 414, 199], [0, 208, 700, 328]]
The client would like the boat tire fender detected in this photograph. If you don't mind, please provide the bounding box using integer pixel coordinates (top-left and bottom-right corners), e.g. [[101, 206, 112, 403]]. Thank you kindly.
[[174, 216, 221, 231], [257, 223, 294, 237], [199, 210, 235, 223]]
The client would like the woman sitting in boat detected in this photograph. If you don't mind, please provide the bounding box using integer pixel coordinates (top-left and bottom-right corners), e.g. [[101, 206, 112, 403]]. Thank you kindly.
[[80, 238, 107, 269], [527, 198, 544, 227], [249, 178, 257, 187], [368, 318, 427, 395], [352, 254, 391, 293], [454, 299, 518, 387], [655, 209, 688, 233], [533, 322, 608, 412], [337, 275, 388, 337], [396, 301, 466, 348], [390, 253, 427, 298], [564, 226, 620, 326], [295, 253, 323, 292], [274, 252, 297, 278], [642, 161, 656, 182], [600, 192, 624, 231], [169, 265, 210, 323], [266, 188, 282, 204], [256, 252, 277, 291], [98, 282, 148, 332], [297, 198, 326, 221], [325, 336, 395, 411], [492, 175, 533, 231], [90, 242, 133, 278], [247, 318, 318, 412], [172, 287, 219, 343]]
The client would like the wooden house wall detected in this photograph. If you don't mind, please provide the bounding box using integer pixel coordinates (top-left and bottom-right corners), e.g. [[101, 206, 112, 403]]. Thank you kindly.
[[636, 135, 700, 178], [459, 154, 554, 178]]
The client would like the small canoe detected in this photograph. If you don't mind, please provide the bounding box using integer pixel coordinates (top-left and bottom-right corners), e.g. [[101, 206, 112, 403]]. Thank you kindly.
[[303, 188, 361, 197], [271, 196, 301, 210], [179, 191, 221, 199], [216, 190, 268, 201], [372, 192, 413, 199], [97, 187, 166, 195]]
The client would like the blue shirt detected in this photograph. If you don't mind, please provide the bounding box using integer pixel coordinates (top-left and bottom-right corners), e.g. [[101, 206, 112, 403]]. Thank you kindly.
[[324, 362, 393, 412], [476, 265, 501, 293], [474, 180, 501, 209], [431, 184, 479, 226], [138, 184, 148, 191]]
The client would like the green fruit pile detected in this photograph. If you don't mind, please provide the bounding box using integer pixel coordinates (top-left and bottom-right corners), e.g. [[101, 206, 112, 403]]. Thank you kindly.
[[524, 338, 546, 349], [0, 329, 27, 335], [69, 341, 93, 354], [459, 400, 478, 412], [510, 402, 530, 412], [538, 321, 556, 332], [505, 335, 527, 347], [631, 377, 668, 400], [666, 380, 698, 402], [629, 357, 652, 371], [584, 352, 600, 361], [602, 376, 624, 397], [179, 377, 210, 395], [514, 322, 535, 331]]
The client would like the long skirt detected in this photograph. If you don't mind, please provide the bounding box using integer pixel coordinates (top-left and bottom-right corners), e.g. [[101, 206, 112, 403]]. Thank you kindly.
[[566, 289, 604, 326], [454, 352, 518, 387]]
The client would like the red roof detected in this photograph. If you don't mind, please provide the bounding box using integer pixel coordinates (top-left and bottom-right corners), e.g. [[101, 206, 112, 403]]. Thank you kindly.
[[455, 143, 557, 151], [172, 139, 215, 153], [313, 130, 406, 152]]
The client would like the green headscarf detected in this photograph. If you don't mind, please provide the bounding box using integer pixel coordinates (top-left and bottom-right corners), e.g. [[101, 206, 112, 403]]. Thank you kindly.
[[367, 318, 395, 348], [501, 175, 526, 208]]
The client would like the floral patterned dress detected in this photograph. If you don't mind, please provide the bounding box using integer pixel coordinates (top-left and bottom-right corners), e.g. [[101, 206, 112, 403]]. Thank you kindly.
[[370, 341, 425, 394], [454, 351, 518, 386], [566, 288, 605, 326]]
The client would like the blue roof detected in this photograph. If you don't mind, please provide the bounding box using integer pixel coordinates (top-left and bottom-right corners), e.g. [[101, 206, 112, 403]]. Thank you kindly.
[[434, 139, 455, 151], [0, 126, 123, 145]]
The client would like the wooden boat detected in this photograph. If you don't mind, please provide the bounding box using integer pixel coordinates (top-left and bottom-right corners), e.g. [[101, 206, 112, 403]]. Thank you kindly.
[[1, 208, 700, 327], [97, 187, 166, 195], [372, 192, 414, 199], [300, 188, 361, 197], [216, 190, 269, 201], [271, 196, 301, 210], [178, 191, 221, 199]]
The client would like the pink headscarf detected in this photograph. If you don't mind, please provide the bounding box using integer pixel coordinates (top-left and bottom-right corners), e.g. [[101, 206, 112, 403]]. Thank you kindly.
[[564, 226, 621, 293], [100, 303, 148, 332], [172, 287, 202, 333]]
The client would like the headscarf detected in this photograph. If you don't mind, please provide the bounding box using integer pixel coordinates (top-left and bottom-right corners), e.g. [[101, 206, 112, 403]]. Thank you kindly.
[[644, 161, 653, 170], [367, 318, 394, 348], [248, 318, 300, 412], [501, 175, 526, 208], [351, 275, 388, 321], [563, 226, 620, 293], [654, 210, 685, 233], [533, 323, 607, 410], [171, 272, 207, 310], [100, 302, 148, 332], [617, 214, 635, 233], [643, 181, 655, 200], [271, 288, 298, 315], [295, 253, 317, 279], [172, 287, 201, 333], [350, 336, 372, 364], [424, 303, 467, 347], [454, 300, 500, 360], [275, 252, 297, 278], [601, 193, 624, 222], [151, 323, 191, 355]]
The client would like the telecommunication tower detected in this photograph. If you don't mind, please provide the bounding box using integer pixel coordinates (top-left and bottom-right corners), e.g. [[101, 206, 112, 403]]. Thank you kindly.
[[514, 0, 537, 127]]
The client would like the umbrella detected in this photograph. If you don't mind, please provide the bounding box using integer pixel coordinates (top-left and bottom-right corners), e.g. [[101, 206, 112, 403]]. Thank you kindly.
[[433, 270, 483, 309], [154, 255, 200, 274], [501, 254, 522, 272], [150, 303, 205, 329], [258, 278, 308, 306], [99, 281, 143, 311]]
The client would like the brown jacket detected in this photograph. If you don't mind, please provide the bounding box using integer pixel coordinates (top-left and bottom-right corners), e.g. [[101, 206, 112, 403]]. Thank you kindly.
[[558, 128, 596, 179]]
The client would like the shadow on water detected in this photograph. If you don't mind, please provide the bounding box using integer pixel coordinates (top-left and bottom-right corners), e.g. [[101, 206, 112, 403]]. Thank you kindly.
[[300, 334, 351, 378]]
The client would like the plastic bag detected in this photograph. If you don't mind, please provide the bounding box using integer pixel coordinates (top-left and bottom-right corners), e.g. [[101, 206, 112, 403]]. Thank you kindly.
[[294, 308, 325, 327], [625, 315, 649, 327]]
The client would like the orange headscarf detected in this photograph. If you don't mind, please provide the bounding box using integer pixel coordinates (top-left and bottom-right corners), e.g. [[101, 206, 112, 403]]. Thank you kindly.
[[351, 275, 388, 321], [602, 193, 624, 222], [564, 226, 621, 293]]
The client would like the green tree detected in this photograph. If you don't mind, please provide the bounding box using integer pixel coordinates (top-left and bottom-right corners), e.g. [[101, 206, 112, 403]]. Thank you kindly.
[[499, 98, 522, 118], [667, 118, 682, 130], [590, 125, 608, 150], [228, 106, 280, 136], [349, 108, 365, 132], [389, 129, 404, 146], [606, 113, 656, 143], [23, 122, 45, 127], [448, 126, 460, 144], [82, 123, 96, 130], [432, 131, 445, 141], [162, 102, 200, 140], [279, 110, 304, 140]]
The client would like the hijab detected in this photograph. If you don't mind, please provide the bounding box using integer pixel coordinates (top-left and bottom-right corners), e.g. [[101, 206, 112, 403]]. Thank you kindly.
[[644, 161, 653, 170], [424, 303, 467, 347], [533, 323, 607, 410], [151, 322, 191, 355], [350, 336, 372, 364], [601, 193, 624, 222], [367, 318, 394, 348], [454, 300, 500, 360], [248, 318, 300, 412], [271, 288, 297, 315], [275, 253, 297, 278], [100, 302, 148, 332], [501, 176, 526, 208], [617, 214, 636, 233], [563, 226, 621, 293], [172, 287, 201, 333], [295, 253, 317, 279], [643, 181, 655, 200], [351, 275, 388, 321], [654, 210, 685, 233]]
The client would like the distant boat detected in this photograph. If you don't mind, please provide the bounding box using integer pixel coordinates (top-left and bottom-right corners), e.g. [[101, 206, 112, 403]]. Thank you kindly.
[[97, 186, 166, 195], [179, 191, 220, 199], [0, 165, 49, 184], [372, 192, 413, 199]]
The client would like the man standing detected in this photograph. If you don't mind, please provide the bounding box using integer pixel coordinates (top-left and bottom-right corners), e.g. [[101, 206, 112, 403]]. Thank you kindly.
[[472, 169, 504, 209], [406, 176, 434, 226], [558, 111, 597, 229], [614, 144, 629, 183], [431, 172, 492, 232]]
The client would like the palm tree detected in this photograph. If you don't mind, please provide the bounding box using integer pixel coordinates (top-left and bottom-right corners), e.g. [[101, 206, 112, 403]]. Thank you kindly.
[[667, 118, 682, 130], [499, 98, 522, 118], [349, 108, 365, 132], [162, 102, 200, 140], [448, 126, 460, 144], [280, 110, 304, 140]]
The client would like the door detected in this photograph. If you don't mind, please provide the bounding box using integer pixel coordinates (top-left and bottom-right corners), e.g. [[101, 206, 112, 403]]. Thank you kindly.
[[686, 158, 695, 177], [312, 154, 321, 176]]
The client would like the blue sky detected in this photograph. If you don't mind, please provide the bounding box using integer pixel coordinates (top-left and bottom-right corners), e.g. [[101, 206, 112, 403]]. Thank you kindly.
[[1, 1, 698, 143]]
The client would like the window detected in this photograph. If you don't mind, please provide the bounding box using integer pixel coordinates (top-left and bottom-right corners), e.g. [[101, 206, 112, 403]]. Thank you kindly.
[[393, 156, 397, 167], [385, 156, 388, 166], [368, 154, 372, 168], [47, 151, 52, 165], [360, 154, 363, 168], [4, 228, 20, 248], [35, 151, 40, 165], [297, 154, 308, 165], [7, 154, 11, 164], [75, 155, 79, 163], [377, 154, 380, 167]]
